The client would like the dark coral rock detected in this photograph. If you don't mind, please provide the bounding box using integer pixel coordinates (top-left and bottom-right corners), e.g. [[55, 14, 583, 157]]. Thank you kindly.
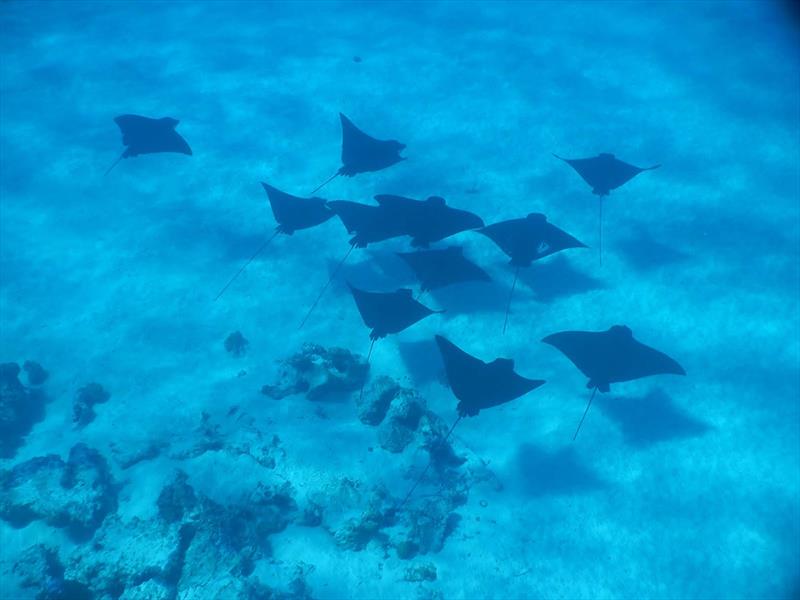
[[356, 376, 398, 426], [395, 540, 419, 560], [247, 481, 298, 535], [169, 411, 284, 471], [377, 387, 426, 453], [334, 510, 386, 551], [322, 482, 394, 552], [395, 499, 462, 559], [0, 454, 66, 527], [13, 543, 62, 590], [23, 360, 49, 385], [403, 562, 438, 582], [59, 444, 118, 538], [0, 362, 21, 386], [225, 331, 249, 357], [418, 412, 466, 472], [118, 580, 173, 599], [299, 499, 323, 527], [13, 543, 92, 600], [65, 515, 184, 599], [262, 343, 368, 401], [176, 494, 281, 597], [110, 440, 165, 470], [72, 382, 110, 428], [0, 443, 117, 539], [157, 470, 197, 523], [0, 362, 47, 458]]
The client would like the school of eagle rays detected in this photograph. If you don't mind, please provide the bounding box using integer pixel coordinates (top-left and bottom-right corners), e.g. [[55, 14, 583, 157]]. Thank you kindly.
[[108, 111, 686, 507]]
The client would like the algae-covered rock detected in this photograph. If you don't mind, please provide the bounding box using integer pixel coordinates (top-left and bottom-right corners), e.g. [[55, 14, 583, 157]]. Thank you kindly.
[[0, 362, 47, 458], [157, 470, 197, 523], [225, 331, 249, 357], [393, 498, 462, 560], [261, 343, 368, 400], [317, 480, 394, 552], [13, 544, 92, 600], [22, 360, 48, 385], [377, 387, 426, 453], [73, 382, 110, 428], [404, 562, 438, 582], [0, 443, 117, 538], [356, 375, 399, 425], [119, 579, 173, 600], [65, 515, 184, 598]]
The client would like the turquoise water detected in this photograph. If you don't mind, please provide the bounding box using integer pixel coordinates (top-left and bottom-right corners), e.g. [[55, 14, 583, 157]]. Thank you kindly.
[[1, 1, 798, 599]]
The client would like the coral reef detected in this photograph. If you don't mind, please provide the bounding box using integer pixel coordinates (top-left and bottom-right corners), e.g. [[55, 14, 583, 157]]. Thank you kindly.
[[261, 343, 368, 400], [378, 386, 427, 453], [13, 544, 92, 600], [53, 471, 310, 600], [65, 515, 186, 598], [22, 360, 49, 385], [313, 479, 394, 552], [225, 331, 249, 357], [110, 440, 166, 470], [73, 382, 110, 428], [157, 470, 197, 523], [169, 410, 285, 469], [356, 375, 398, 425], [0, 362, 47, 458], [392, 497, 463, 560], [0, 443, 117, 539]]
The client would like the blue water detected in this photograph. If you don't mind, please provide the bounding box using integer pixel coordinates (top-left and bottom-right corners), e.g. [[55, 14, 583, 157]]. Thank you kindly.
[[1, 1, 798, 599]]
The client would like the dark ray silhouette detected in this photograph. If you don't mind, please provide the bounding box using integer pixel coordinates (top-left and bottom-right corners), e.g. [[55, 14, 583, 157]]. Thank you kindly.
[[542, 325, 686, 439], [436, 335, 545, 417], [262, 183, 333, 234], [374, 195, 484, 247], [395, 335, 544, 512], [297, 199, 404, 326], [553, 153, 660, 196], [478, 213, 587, 333], [348, 284, 442, 341], [348, 283, 443, 407], [106, 114, 192, 175], [397, 246, 491, 292], [298, 199, 394, 328], [328, 200, 407, 248], [311, 113, 406, 194], [553, 153, 660, 263], [214, 183, 334, 301]]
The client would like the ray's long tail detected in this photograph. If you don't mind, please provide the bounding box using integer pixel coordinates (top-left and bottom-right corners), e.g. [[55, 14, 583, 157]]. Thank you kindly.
[[502, 266, 520, 335], [572, 387, 598, 441], [103, 152, 125, 176], [309, 171, 340, 195], [357, 338, 376, 405], [598, 197, 603, 267], [214, 229, 280, 301], [298, 243, 355, 329]]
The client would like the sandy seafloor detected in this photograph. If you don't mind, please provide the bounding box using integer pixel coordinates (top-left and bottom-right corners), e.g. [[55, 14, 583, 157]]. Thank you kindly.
[[1, 1, 799, 599]]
